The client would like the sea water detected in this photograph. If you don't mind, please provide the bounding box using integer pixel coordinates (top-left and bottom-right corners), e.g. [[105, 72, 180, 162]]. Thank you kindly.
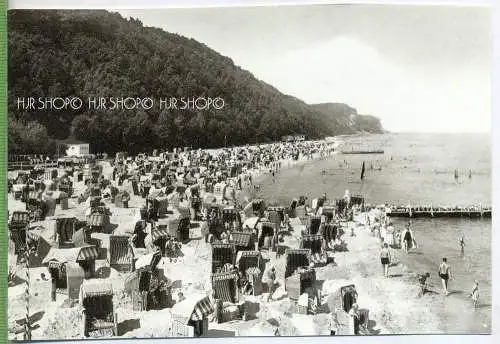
[[255, 133, 491, 333]]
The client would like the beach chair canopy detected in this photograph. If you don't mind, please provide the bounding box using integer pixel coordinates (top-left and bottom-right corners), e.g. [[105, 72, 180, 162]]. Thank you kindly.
[[171, 294, 214, 324], [151, 227, 170, 242], [231, 232, 253, 248], [10, 211, 30, 226], [246, 266, 262, 279], [42, 245, 99, 265], [285, 268, 316, 300], [235, 250, 261, 272], [211, 271, 239, 303], [322, 224, 338, 242], [285, 249, 311, 278], [340, 284, 357, 312], [300, 234, 324, 255], [212, 243, 235, 272], [80, 282, 113, 299], [27, 226, 55, 244], [258, 221, 275, 235], [308, 216, 322, 234], [212, 243, 235, 256], [109, 235, 134, 265], [242, 217, 262, 230], [79, 283, 114, 315]]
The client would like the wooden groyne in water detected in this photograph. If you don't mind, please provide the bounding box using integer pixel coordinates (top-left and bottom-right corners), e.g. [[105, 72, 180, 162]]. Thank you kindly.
[[385, 206, 491, 218]]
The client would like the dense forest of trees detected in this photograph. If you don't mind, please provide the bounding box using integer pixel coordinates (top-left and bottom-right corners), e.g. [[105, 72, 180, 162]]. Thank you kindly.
[[8, 10, 384, 155]]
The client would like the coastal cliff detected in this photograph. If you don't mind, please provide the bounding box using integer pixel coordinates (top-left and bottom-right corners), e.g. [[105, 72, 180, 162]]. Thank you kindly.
[[311, 103, 385, 134]]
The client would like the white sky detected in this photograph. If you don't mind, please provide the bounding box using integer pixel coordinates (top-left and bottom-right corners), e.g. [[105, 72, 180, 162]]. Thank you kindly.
[[115, 5, 490, 133]]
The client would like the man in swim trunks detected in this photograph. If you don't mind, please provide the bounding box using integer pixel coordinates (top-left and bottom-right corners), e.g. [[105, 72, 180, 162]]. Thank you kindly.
[[403, 223, 412, 253], [380, 243, 391, 277], [438, 258, 452, 295]]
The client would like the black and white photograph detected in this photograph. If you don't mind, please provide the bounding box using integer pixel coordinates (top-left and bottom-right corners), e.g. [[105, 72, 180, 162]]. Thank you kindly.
[[6, 3, 492, 341]]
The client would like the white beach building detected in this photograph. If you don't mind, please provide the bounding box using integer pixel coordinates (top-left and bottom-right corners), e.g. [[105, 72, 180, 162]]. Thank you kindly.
[[63, 139, 90, 157]]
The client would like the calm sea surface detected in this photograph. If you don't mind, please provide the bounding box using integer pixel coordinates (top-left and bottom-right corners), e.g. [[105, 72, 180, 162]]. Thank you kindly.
[[256, 133, 491, 333]]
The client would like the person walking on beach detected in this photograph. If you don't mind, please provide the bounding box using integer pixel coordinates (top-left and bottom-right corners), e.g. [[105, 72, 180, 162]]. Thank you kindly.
[[438, 258, 452, 295], [380, 243, 391, 277], [459, 235, 465, 255], [469, 280, 479, 308], [402, 223, 415, 253]]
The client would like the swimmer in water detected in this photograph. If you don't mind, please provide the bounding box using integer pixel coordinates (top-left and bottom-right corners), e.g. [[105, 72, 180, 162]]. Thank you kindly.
[[459, 235, 465, 255]]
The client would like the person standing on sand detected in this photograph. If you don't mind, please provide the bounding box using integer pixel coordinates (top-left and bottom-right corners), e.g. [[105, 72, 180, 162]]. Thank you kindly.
[[380, 243, 391, 277], [438, 258, 452, 295], [265, 266, 277, 302], [469, 280, 479, 308]]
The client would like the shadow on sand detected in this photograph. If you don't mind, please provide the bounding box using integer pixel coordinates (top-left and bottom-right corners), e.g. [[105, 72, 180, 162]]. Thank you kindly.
[[16, 311, 45, 326], [117, 318, 141, 336], [475, 303, 491, 309], [96, 266, 111, 279], [365, 319, 381, 335], [446, 290, 464, 296], [389, 274, 403, 278], [171, 280, 183, 289], [9, 275, 26, 287], [267, 318, 280, 327]]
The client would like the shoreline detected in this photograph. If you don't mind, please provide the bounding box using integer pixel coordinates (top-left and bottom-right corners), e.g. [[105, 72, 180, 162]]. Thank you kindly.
[[236, 139, 343, 204], [250, 149, 490, 334]]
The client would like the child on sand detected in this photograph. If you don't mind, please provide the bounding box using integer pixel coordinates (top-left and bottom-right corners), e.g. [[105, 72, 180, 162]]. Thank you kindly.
[[469, 280, 479, 308], [328, 309, 340, 335], [417, 272, 431, 297]]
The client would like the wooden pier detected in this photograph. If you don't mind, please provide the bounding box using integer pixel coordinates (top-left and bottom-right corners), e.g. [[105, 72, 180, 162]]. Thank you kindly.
[[386, 206, 491, 218]]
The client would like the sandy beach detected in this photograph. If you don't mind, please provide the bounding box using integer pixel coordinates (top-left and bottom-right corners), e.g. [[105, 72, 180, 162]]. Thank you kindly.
[[7, 138, 489, 339]]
